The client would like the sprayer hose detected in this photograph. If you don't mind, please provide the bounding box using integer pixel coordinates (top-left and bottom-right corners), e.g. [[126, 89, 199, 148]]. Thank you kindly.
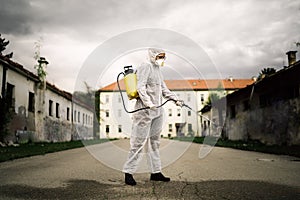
[[117, 72, 176, 114]]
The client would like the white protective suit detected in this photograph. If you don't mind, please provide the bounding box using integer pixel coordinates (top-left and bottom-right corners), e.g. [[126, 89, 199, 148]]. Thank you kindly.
[[123, 48, 178, 174]]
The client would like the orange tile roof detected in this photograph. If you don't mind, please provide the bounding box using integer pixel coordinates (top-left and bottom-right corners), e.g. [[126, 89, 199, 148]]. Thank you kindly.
[[99, 79, 254, 91]]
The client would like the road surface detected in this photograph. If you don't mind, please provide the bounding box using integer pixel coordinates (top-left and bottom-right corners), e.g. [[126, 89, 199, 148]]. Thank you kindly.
[[0, 139, 299, 199]]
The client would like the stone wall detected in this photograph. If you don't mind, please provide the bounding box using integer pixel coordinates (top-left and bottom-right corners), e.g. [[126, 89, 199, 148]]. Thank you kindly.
[[225, 97, 300, 145], [44, 116, 72, 142]]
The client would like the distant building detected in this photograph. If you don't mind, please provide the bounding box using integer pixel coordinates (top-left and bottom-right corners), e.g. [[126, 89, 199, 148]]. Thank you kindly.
[[98, 78, 254, 138], [0, 55, 93, 143], [208, 51, 300, 145]]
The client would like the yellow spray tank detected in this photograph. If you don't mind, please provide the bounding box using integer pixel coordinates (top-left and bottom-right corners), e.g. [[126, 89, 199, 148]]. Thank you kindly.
[[123, 66, 139, 100]]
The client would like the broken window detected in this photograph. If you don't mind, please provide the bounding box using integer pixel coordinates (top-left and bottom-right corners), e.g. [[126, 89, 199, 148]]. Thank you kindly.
[[6, 83, 15, 109], [230, 105, 236, 119], [243, 100, 250, 111], [67, 107, 70, 121], [28, 92, 35, 112], [106, 125, 110, 133], [118, 125, 122, 133], [49, 100, 53, 116], [56, 103, 60, 118]]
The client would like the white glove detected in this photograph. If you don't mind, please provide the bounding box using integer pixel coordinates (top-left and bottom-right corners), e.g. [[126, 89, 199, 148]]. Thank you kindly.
[[175, 100, 184, 107], [149, 105, 157, 110]]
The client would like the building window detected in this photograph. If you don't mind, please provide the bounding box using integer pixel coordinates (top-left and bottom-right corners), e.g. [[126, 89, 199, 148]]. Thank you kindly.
[[118, 95, 121, 103], [168, 109, 172, 117], [6, 83, 15, 108], [118, 125, 122, 133], [49, 100, 53, 116], [56, 103, 60, 118], [86, 114, 88, 125], [187, 94, 191, 102], [74, 110, 77, 122], [28, 92, 35, 112], [169, 124, 173, 132], [83, 113, 85, 124], [230, 105, 236, 119], [106, 125, 110, 133], [243, 100, 250, 111], [188, 110, 191, 116], [106, 110, 109, 117], [78, 111, 80, 122], [177, 109, 181, 117], [67, 107, 70, 121], [188, 124, 192, 132], [118, 109, 122, 117], [200, 94, 204, 103], [105, 95, 109, 103]]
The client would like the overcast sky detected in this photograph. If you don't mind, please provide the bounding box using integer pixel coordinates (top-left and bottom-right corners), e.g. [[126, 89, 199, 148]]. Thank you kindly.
[[1, 0, 299, 92]]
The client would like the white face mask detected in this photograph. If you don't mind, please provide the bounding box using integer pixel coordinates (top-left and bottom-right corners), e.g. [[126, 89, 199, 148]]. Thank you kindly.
[[155, 59, 165, 67]]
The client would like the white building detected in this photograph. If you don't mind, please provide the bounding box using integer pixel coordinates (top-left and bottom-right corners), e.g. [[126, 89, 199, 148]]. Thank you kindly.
[[99, 78, 254, 138], [0, 55, 93, 143]]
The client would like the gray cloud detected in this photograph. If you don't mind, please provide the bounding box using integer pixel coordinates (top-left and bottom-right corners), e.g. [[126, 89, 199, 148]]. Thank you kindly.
[[0, 0, 299, 92], [0, 0, 35, 35]]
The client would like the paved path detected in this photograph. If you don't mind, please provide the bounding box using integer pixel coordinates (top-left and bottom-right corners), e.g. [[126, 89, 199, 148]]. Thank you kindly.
[[0, 139, 299, 199]]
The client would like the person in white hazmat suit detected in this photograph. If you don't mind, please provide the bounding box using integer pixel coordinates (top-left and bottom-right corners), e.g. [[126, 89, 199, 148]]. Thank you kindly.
[[122, 48, 184, 186]]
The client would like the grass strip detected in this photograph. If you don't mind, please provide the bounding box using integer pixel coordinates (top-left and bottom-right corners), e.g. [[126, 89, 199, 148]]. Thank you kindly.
[[171, 136, 300, 158], [0, 139, 117, 163]]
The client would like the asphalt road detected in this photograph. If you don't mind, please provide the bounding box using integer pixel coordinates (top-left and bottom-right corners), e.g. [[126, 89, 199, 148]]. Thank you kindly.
[[0, 139, 299, 199]]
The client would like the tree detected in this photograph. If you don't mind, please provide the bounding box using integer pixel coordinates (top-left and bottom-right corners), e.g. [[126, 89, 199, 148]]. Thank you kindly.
[[257, 67, 276, 80], [203, 82, 225, 107], [0, 97, 12, 143], [33, 38, 47, 81], [0, 34, 13, 58], [0, 34, 13, 142]]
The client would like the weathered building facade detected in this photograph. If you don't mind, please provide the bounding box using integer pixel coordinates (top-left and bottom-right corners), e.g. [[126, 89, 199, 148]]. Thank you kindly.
[[210, 51, 300, 145], [0, 55, 94, 143]]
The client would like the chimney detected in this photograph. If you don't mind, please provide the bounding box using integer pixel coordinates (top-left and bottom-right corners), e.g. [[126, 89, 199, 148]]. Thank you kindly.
[[228, 76, 233, 82], [286, 51, 297, 66]]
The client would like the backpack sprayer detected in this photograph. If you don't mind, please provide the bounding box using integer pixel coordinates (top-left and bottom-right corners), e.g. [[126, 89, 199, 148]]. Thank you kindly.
[[117, 66, 194, 114]]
